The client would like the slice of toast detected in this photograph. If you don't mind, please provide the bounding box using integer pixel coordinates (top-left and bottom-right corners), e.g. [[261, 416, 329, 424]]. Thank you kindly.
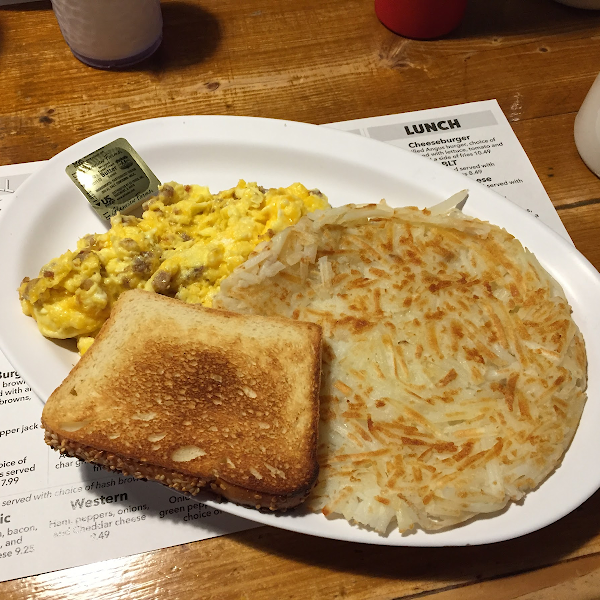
[[42, 289, 322, 510]]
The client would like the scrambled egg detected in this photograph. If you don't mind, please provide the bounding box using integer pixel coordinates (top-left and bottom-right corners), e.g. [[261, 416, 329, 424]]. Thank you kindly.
[[19, 180, 329, 353]]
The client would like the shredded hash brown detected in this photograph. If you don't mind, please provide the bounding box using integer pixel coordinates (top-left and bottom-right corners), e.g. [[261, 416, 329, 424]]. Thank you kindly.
[[214, 201, 588, 533]]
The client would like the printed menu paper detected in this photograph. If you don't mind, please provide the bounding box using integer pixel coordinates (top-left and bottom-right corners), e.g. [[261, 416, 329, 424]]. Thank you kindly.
[[326, 100, 571, 242], [0, 100, 568, 582]]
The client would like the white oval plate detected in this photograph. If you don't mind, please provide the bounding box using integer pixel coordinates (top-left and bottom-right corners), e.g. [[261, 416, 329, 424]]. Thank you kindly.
[[0, 116, 599, 547]]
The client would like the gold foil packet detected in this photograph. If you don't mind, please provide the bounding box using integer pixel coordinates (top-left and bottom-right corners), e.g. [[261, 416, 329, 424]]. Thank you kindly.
[[66, 138, 161, 220]]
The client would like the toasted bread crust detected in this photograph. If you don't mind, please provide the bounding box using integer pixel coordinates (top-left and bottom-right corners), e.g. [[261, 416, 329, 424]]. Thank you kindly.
[[42, 290, 322, 510], [44, 429, 316, 510]]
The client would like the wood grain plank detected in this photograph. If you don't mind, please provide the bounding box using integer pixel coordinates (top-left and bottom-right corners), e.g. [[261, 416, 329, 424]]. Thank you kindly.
[[1, 0, 600, 166], [3, 487, 600, 600], [512, 113, 600, 209], [422, 553, 600, 600]]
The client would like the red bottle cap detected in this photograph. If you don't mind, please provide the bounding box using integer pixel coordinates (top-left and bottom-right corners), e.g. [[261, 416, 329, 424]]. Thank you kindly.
[[374, 0, 468, 40]]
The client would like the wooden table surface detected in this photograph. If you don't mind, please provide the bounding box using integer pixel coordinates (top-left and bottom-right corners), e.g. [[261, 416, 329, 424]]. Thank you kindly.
[[2, 0, 600, 598]]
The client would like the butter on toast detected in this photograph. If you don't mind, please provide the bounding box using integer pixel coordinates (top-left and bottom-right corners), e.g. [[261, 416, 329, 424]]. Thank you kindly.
[[42, 289, 322, 510]]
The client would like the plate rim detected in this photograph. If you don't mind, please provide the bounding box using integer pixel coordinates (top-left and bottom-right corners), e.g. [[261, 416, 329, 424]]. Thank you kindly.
[[0, 114, 599, 547]]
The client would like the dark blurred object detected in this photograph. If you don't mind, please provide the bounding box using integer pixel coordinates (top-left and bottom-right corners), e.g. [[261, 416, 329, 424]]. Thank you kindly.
[[374, 0, 468, 39], [554, 0, 600, 7]]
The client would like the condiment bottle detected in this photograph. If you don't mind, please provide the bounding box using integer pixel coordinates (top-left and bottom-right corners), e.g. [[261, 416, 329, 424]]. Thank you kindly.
[[374, 0, 468, 40], [574, 73, 600, 178], [50, 0, 163, 69]]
